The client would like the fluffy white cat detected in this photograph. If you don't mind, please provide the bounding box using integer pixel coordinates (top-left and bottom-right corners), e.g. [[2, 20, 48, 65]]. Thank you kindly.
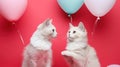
[[22, 19, 57, 67], [61, 22, 100, 67]]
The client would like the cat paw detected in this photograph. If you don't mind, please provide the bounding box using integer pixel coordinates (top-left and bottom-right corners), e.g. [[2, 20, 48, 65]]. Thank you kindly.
[[61, 51, 72, 57], [61, 51, 66, 55]]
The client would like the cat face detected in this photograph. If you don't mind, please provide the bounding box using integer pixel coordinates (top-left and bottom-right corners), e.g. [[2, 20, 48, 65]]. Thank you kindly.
[[67, 22, 87, 41], [37, 18, 57, 38]]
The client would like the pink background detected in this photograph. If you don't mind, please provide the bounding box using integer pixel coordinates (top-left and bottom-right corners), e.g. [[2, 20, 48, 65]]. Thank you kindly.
[[0, 0, 120, 67]]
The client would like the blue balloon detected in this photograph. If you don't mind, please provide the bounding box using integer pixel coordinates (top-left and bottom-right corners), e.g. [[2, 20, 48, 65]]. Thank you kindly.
[[57, 0, 84, 15]]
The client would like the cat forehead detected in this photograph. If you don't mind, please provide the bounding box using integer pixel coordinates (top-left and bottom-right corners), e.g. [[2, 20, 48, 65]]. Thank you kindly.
[[69, 27, 79, 31], [47, 24, 55, 28]]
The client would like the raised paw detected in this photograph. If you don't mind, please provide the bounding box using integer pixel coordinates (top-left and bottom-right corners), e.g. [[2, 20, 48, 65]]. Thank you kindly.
[[61, 51, 66, 56], [61, 51, 74, 65], [61, 51, 73, 57], [61, 51, 69, 56]]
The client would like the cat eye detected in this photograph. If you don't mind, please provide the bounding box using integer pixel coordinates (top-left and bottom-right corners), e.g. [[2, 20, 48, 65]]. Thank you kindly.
[[52, 29, 54, 32], [73, 31, 76, 33], [69, 31, 71, 33]]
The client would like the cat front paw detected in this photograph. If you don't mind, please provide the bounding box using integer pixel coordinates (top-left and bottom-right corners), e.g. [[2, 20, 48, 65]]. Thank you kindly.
[[61, 51, 70, 59], [61, 51, 74, 65], [61, 51, 70, 56], [61, 51, 72, 57], [61, 51, 66, 55]]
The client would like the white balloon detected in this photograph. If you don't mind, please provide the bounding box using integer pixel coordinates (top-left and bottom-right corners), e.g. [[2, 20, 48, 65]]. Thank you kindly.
[[107, 64, 120, 67], [85, 0, 116, 17]]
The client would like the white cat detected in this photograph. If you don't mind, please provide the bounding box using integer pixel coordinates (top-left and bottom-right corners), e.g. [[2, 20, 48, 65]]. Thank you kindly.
[[22, 19, 57, 67], [61, 22, 100, 67]]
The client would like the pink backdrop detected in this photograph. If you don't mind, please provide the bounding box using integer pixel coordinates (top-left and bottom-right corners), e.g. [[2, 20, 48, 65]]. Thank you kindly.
[[0, 0, 120, 67]]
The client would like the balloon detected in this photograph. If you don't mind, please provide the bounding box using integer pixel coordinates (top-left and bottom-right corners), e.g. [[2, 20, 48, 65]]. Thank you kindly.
[[57, 0, 84, 15], [85, 0, 116, 17], [0, 0, 28, 22], [107, 64, 120, 67]]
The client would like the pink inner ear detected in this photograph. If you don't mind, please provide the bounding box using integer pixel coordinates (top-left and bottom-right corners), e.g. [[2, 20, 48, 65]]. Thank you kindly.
[[45, 19, 52, 26], [46, 21, 50, 26], [49, 19, 53, 23], [69, 23, 74, 28]]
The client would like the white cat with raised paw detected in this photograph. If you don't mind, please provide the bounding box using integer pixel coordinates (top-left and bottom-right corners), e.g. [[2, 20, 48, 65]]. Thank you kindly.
[[61, 22, 101, 67], [22, 18, 57, 67]]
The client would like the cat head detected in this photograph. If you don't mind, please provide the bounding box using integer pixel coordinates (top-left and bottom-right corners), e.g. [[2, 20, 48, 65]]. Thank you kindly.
[[67, 22, 87, 42], [37, 18, 57, 38]]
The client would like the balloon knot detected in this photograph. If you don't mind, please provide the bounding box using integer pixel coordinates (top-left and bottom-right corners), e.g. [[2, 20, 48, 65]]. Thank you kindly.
[[68, 14, 71, 17], [12, 22, 16, 25], [97, 17, 100, 20]]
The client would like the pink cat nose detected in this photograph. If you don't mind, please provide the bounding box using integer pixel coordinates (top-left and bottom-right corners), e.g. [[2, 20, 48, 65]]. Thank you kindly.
[[68, 35, 73, 39]]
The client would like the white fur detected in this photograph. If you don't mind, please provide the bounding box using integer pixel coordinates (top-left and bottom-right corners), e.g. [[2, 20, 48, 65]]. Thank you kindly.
[[22, 18, 57, 67], [61, 22, 100, 67]]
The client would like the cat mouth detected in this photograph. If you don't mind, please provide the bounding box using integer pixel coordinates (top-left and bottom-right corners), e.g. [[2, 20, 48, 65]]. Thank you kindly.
[[49, 33, 57, 38], [52, 35, 57, 38], [68, 37, 74, 40]]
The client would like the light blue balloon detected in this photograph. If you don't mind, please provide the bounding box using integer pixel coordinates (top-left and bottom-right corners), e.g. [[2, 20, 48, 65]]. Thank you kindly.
[[57, 0, 84, 15]]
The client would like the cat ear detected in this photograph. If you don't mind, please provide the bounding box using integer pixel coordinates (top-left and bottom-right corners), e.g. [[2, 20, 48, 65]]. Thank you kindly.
[[44, 18, 52, 26], [37, 23, 43, 29], [69, 23, 74, 28], [37, 18, 52, 29], [78, 22, 86, 32]]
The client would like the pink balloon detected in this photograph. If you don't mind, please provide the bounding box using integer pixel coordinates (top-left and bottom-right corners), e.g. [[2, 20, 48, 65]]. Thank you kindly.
[[85, 0, 116, 17], [107, 64, 120, 67], [0, 0, 28, 22]]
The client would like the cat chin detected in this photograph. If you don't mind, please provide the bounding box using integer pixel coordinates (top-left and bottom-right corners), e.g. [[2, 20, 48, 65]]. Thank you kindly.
[[68, 39, 74, 42], [68, 37, 74, 40], [52, 35, 57, 38], [49, 33, 57, 38], [46, 36, 56, 41]]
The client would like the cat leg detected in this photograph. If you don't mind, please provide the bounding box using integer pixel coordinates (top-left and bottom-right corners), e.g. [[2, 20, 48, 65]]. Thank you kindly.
[[22, 53, 30, 67], [30, 60, 37, 67], [46, 50, 52, 67], [22, 58, 37, 67], [86, 57, 100, 67], [63, 55, 75, 67], [86, 48, 101, 67], [62, 53, 80, 67], [62, 51, 78, 67], [61, 50, 79, 59], [62, 50, 86, 67], [46, 58, 52, 67], [22, 58, 29, 67]]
